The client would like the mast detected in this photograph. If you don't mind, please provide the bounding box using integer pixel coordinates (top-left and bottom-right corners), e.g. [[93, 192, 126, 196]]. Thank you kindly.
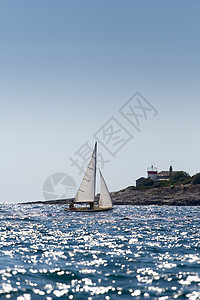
[[94, 141, 97, 202]]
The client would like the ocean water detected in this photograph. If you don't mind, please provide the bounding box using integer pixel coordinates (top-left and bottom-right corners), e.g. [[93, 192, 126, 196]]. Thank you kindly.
[[0, 205, 200, 300]]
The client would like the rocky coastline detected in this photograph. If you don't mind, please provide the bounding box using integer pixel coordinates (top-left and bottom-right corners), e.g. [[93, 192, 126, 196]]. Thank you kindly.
[[21, 184, 200, 206]]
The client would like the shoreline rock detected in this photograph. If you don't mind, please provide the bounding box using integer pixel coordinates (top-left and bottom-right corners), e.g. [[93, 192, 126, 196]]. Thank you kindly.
[[20, 184, 200, 206], [111, 185, 200, 206]]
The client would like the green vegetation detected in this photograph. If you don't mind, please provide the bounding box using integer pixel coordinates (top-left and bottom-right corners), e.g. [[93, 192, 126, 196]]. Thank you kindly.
[[134, 171, 200, 190], [136, 178, 154, 190], [152, 180, 169, 188], [139, 178, 154, 187], [136, 178, 170, 190], [169, 171, 191, 185], [117, 171, 200, 194], [191, 173, 200, 185], [136, 179, 169, 190], [127, 186, 136, 190]]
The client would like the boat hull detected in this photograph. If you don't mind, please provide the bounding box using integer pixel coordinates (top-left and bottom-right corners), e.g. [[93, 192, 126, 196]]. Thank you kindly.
[[64, 206, 113, 212]]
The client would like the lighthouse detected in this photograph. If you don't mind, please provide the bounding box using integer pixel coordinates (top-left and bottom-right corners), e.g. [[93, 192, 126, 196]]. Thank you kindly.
[[147, 165, 158, 180]]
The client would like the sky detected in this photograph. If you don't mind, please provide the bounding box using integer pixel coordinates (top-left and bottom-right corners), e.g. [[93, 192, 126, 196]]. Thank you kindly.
[[1, 0, 200, 202]]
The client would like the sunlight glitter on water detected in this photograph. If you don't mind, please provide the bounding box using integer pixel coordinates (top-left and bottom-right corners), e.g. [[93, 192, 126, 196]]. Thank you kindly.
[[0, 204, 200, 299]]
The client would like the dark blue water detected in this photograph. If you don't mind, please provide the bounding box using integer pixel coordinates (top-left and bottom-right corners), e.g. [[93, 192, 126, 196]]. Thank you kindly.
[[0, 205, 200, 299]]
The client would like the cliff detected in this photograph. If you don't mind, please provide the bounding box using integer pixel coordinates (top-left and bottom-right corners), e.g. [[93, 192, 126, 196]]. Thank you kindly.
[[21, 184, 200, 206]]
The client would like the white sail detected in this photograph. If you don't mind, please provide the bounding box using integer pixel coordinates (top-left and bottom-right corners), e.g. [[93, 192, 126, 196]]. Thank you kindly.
[[98, 170, 112, 208], [75, 143, 96, 203]]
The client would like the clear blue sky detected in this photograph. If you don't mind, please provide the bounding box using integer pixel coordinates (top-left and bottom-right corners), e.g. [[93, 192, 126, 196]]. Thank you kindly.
[[1, 1, 200, 202]]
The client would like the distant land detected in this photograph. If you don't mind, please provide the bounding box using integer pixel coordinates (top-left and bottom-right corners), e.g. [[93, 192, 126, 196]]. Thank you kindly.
[[21, 184, 200, 206]]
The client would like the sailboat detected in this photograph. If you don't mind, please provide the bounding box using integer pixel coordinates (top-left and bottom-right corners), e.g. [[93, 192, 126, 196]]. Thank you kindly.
[[64, 142, 113, 212]]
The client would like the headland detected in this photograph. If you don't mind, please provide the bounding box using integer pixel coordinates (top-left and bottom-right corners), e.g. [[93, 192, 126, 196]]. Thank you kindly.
[[21, 184, 200, 206]]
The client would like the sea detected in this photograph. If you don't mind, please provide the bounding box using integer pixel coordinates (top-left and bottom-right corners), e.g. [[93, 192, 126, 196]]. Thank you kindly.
[[0, 204, 200, 300]]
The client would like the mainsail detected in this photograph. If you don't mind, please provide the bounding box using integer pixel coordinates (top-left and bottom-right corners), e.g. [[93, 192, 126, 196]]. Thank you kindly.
[[75, 142, 97, 203], [98, 170, 112, 208]]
